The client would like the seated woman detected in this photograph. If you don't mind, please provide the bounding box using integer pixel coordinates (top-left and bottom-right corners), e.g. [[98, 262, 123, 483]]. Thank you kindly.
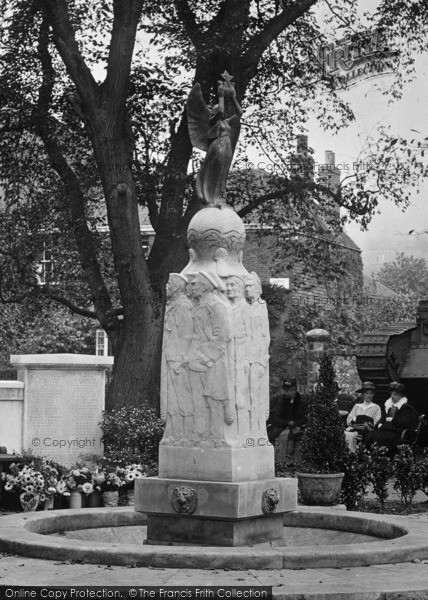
[[345, 381, 382, 452], [267, 377, 307, 464], [365, 382, 418, 451]]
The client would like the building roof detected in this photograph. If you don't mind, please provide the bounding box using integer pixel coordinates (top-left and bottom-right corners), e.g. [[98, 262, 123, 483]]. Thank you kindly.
[[363, 275, 398, 298]]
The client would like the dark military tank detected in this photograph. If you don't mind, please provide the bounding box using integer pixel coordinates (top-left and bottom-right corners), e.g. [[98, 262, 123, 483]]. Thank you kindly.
[[356, 300, 428, 415]]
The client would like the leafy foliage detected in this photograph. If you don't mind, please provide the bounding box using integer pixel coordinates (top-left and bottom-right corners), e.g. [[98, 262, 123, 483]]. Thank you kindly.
[[370, 444, 393, 513], [100, 406, 164, 473], [340, 443, 372, 510], [299, 353, 347, 473], [0, 298, 95, 370], [377, 253, 428, 298], [392, 446, 423, 511]]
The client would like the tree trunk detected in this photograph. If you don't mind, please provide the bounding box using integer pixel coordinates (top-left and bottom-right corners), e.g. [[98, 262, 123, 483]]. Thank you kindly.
[[106, 307, 164, 411]]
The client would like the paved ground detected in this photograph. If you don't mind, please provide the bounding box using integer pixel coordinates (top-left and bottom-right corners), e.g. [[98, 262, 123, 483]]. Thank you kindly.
[[2, 553, 428, 599], [1, 485, 428, 598]]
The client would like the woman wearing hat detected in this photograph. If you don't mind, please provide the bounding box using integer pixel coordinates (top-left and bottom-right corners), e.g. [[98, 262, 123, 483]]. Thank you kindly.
[[365, 381, 418, 451], [345, 382, 381, 452]]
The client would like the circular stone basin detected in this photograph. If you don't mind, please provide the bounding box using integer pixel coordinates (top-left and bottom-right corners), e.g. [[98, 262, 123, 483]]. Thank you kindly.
[[52, 525, 380, 547], [1, 507, 428, 570]]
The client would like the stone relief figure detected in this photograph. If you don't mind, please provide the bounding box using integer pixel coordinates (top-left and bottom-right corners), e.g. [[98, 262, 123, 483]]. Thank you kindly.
[[187, 71, 242, 207], [227, 275, 251, 440], [188, 271, 234, 447], [160, 273, 194, 445], [245, 272, 270, 436]]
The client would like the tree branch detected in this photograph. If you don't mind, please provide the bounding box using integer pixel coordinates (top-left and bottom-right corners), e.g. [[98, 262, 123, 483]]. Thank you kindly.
[[35, 17, 117, 333], [237, 177, 370, 218], [103, 0, 144, 119], [174, 0, 201, 47], [240, 0, 319, 83], [40, 0, 100, 111]]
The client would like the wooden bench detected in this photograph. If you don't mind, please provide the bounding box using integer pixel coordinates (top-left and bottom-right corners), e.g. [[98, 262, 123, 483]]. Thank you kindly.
[[399, 414, 426, 449]]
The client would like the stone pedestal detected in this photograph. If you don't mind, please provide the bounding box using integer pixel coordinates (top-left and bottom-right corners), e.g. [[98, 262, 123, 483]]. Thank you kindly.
[[158, 445, 274, 482], [306, 328, 331, 390], [136, 476, 297, 546]]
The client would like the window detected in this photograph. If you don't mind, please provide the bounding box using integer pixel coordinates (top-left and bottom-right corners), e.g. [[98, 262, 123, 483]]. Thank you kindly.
[[36, 239, 55, 285], [96, 329, 109, 357]]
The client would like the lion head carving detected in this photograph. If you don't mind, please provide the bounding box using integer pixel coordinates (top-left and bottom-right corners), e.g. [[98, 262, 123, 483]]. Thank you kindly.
[[261, 488, 279, 514], [172, 485, 198, 514]]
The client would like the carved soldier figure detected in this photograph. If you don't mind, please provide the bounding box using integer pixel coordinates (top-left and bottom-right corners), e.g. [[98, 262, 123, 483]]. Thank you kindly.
[[160, 273, 194, 445], [245, 272, 270, 436], [188, 271, 234, 447], [227, 275, 251, 440]]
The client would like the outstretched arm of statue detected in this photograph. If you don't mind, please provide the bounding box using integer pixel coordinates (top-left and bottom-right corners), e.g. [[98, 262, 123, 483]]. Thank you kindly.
[[231, 88, 243, 117]]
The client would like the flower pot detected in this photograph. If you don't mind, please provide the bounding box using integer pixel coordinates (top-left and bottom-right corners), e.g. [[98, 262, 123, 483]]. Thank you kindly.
[[87, 490, 102, 508], [54, 495, 66, 510], [20, 493, 40, 512], [43, 495, 54, 511], [126, 489, 135, 506], [103, 490, 119, 507], [68, 491, 83, 509], [297, 472, 344, 506]]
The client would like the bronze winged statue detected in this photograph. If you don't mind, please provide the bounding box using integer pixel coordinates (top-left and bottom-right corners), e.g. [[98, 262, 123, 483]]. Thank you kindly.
[[187, 71, 242, 207]]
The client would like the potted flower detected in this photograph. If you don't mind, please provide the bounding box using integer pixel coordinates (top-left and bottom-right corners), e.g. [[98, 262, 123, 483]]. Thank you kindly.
[[122, 464, 145, 506], [96, 471, 123, 507], [1, 464, 45, 511], [63, 467, 92, 509], [296, 353, 348, 506], [86, 468, 103, 507], [40, 463, 60, 510]]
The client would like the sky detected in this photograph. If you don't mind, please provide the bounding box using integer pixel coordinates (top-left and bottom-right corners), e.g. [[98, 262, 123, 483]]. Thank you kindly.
[[304, 5, 428, 274]]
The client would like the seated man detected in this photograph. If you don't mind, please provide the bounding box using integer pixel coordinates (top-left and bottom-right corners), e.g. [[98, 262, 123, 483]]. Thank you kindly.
[[345, 381, 382, 452], [267, 377, 307, 464], [365, 381, 418, 451]]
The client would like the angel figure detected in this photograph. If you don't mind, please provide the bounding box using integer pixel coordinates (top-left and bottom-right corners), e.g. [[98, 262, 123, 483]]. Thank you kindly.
[[187, 71, 242, 207]]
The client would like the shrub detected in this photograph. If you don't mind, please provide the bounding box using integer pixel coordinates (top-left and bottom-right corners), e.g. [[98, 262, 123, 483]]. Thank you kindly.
[[299, 353, 347, 473], [340, 443, 372, 510], [370, 444, 393, 513], [419, 449, 428, 498], [392, 446, 423, 511], [100, 405, 164, 473]]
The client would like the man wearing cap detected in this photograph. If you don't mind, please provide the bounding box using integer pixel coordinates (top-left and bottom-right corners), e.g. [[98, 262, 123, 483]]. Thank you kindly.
[[345, 382, 381, 452], [267, 378, 307, 463], [188, 271, 234, 447], [245, 272, 270, 436], [365, 381, 418, 451], [160, 273, 194, 445]]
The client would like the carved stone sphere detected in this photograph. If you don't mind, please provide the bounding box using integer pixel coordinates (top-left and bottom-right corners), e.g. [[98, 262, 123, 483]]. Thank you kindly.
[[183, 206, 248, 278]]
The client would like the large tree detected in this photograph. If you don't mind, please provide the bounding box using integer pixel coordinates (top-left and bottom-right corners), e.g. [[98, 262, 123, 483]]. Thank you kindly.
[[0, 0, 427, 410]]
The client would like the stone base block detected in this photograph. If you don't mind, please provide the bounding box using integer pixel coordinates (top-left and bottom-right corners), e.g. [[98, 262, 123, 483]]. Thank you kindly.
[[158, 445, 274, 482], [146, 513, 284, 546], [135, 477, 296, 519]]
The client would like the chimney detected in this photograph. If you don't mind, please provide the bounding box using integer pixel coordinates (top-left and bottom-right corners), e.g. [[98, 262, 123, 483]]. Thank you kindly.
[[318, 150, 341, 229], [290, 134, 314, 182]]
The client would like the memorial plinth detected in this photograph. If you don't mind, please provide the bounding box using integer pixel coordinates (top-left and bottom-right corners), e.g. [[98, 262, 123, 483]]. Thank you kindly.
[[10, 354, 113, 465]]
